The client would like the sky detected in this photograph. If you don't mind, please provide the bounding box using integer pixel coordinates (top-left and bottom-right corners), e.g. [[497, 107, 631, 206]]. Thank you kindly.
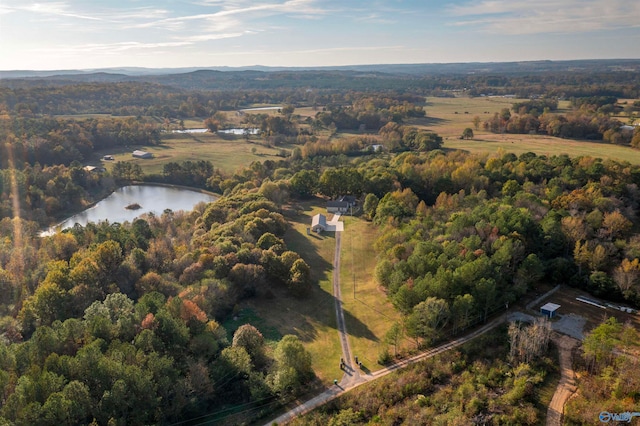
[[1, 0, 639, 71]]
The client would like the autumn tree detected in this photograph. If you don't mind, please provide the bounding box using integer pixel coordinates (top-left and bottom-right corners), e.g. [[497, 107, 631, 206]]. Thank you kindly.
[[508, 317, 552, 364], [232, 324, 266, 367], [405, 297, 450, 345], [363, 193, 379, 221], [613, 258, 640, 299], [269, 335, 313, 395]]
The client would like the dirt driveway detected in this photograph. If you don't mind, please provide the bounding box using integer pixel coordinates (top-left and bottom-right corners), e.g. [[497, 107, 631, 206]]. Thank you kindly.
[[546, 333, 580, 426]]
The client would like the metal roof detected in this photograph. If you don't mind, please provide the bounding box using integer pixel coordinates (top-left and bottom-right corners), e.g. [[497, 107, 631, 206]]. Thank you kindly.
[[540, 302, 561, 312]]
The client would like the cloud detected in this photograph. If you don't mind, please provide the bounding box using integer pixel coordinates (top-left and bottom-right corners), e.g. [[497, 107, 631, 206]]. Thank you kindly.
[[178, 32, 248, 42], [34, 41, 193, 55], [355, 13, 397, 24], [8, 2, 106, 21], [448, 0, 640, 34], [134, 0, 327, 30]]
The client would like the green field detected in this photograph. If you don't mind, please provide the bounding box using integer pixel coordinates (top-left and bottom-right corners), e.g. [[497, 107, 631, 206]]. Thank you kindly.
[[408, 96, 640, 164], [95, 132, 285, 175], [339, 214, 403, 369], [243, 201, 344, 385]]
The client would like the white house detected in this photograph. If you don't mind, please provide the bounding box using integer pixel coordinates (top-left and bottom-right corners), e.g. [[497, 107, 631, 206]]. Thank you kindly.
[[311, 214, 327, 233]]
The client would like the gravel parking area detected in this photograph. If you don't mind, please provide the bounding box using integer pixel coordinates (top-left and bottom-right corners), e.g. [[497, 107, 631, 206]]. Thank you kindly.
[[552, 313, 587, 340]]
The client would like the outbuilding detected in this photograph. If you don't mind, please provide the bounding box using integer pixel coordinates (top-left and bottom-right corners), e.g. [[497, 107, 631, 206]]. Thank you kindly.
[[540, 302, 561, 318], [132, 150, 153, 159]]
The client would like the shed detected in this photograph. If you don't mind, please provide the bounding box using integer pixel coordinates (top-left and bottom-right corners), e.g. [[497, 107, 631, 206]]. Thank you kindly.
[[132, 150, 153, 159], [311, 214, 327, 233], [540, 302, 561, 318]]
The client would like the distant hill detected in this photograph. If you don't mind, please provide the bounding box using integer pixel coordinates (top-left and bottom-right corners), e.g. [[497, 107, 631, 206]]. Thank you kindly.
[[3, 59, 640, 79], [2, 59, 639, 92]]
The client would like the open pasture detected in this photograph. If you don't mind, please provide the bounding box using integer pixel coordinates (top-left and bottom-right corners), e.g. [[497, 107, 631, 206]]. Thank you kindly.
[[412, 96, 640, 164], [94, 131, 284, 174]]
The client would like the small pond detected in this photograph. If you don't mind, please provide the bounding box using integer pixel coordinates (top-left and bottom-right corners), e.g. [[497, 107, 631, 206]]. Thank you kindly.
[[42, 184, 217, 236], [171, 128, 209, 134], [218, 128, 260, 135]]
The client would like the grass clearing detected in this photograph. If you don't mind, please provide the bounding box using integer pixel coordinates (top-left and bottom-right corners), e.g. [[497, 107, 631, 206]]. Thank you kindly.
[[445, 134, 640, 164], [244, 200, 343, 384], [339, 214, 403, 370], [408, 96, 640, 165], [94, 132, 284, 174]]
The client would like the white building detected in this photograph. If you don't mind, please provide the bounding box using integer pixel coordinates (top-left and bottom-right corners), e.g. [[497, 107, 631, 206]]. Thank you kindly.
[[311, 214, 327, 233]]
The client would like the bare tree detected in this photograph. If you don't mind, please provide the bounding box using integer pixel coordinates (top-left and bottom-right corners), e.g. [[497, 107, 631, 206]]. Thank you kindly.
[[509, 317, 552, 364]]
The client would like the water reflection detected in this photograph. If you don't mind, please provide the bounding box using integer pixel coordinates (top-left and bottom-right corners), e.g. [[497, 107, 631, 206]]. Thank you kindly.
[[42, 184, 217, 235]]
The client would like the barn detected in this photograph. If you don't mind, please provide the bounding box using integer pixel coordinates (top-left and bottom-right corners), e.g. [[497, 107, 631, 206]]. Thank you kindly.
[[132, 150, 153, 159], [540, 302, 561, 318]]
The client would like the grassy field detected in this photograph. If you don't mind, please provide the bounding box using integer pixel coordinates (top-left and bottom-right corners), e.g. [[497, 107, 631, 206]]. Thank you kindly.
[[339, 214, 404, 369], [408, 96, 640, 165], [93, 132, 284, 175], [243, 201, 344, 385]]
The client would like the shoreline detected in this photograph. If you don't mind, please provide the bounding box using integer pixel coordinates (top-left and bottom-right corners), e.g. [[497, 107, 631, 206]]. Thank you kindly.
[[40, 182, 219, 236]]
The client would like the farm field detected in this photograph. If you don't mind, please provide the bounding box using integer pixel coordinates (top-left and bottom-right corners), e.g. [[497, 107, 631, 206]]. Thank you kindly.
[[411, 96, 640, 164], [94, 131, 284, 175]]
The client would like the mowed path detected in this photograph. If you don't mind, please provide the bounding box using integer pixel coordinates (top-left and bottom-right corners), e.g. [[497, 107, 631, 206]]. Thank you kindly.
[[546, 333, 580, 426]]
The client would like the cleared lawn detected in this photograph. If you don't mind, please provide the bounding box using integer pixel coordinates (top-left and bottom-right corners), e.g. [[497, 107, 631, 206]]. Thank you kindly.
[[244, 201, 343, 385], [339, 214, 403, 370], [95, 132, 284, 174]]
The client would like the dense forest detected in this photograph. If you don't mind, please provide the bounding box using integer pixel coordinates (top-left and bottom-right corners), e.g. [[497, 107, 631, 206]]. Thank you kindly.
[[1, 64, 639, 424]]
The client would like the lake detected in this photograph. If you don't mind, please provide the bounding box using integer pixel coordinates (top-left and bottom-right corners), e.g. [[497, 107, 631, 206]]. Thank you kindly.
[[218, 128, 260, 135], [42, 184, 217, 235], [172, 128, 209, 134], [239, 106, 282, 112]]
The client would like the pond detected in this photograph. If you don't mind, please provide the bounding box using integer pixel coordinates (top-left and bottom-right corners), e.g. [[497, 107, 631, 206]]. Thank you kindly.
[[171, 128, 209, 134], [42, 184, 217, 236], [218, 128, 260, 135], [239, 106, 282, 112]]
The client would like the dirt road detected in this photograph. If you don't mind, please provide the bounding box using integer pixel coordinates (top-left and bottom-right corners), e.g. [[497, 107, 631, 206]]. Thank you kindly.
[[546, 333, 580, 426]]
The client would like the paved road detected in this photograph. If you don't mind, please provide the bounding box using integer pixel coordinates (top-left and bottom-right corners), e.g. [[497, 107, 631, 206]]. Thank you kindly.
[[264, 314, 507, 425]]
